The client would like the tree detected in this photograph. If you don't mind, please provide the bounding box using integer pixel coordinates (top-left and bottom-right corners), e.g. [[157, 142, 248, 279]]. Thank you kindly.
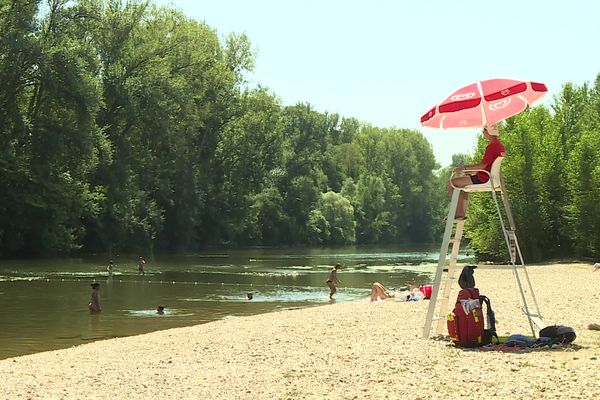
[[307, 191, 355, 245]]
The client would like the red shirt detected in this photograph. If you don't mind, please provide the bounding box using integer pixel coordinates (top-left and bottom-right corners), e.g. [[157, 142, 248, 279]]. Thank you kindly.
[[477, 139, 505, 183]]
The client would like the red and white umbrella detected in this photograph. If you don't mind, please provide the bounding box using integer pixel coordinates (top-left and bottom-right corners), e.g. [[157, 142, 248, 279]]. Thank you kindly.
[[420, 78, 548, 129]]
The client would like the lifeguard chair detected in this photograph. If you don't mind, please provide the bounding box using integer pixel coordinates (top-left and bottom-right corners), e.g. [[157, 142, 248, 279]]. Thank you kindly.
[[423, 156, 544, 339]]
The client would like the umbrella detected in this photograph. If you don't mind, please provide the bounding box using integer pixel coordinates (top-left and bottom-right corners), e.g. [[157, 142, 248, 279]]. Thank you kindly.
[[420, 78, 548, 129]]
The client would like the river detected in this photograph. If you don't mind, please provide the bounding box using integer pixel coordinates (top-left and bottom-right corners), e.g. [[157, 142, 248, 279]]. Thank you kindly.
[[0, 245, 472, 359]]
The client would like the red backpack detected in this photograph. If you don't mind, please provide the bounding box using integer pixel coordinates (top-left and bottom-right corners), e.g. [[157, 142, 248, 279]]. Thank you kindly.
[[447, 288, 495, 347]]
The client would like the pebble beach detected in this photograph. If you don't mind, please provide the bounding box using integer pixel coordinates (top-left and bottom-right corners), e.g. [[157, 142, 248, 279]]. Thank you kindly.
[[1, 262, 600, 400]]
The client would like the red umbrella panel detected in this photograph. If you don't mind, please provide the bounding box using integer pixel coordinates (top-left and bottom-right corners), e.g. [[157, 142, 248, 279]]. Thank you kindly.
[[420, 78, 548, 129]]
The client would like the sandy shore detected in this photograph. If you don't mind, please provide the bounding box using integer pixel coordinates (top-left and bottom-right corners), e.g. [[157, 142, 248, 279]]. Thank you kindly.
[[2, 263, 600, 399]]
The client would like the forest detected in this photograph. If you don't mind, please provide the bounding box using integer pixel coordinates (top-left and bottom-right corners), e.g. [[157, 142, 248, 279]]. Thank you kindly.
[[1, 0, 600, 263]]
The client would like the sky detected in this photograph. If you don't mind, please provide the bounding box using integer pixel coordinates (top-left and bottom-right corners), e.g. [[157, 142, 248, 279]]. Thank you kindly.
[[154, 0, 600, 166]]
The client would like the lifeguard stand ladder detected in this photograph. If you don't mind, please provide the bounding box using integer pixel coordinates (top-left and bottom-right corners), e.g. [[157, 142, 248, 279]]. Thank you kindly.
[[423, 157, 545, 339]]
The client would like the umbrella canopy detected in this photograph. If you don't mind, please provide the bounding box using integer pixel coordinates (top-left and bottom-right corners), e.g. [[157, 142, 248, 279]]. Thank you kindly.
[[420, 78, 548, 129]]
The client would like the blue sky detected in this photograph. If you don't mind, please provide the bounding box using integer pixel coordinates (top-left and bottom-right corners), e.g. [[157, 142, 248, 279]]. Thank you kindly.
[[155, 0, 600, 166]]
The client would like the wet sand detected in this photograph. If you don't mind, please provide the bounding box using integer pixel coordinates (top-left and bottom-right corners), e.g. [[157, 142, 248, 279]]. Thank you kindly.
[[1, 263, 600, 399]]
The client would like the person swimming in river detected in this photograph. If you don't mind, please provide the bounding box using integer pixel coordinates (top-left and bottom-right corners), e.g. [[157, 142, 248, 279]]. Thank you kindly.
[[88, 283, 101, 313]]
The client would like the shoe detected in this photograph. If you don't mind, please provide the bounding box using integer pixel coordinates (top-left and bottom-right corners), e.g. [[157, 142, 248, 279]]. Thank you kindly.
[[454, 215, 467, 221]]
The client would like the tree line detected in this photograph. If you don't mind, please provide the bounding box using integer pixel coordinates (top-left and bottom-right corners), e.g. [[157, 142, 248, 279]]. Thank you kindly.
[[2, 1, 599, 263], [0, 0, 443, 257]]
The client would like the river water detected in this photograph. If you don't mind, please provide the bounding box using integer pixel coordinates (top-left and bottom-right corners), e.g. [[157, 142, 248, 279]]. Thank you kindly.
[[0, 246, 471, 359]]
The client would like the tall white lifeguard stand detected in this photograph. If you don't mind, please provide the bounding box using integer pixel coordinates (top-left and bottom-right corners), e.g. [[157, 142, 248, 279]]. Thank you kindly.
[[423, 156, 545, 339]]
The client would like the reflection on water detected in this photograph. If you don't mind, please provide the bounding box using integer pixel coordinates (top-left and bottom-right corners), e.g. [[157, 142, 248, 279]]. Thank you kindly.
[[0, 245, 472, 359]]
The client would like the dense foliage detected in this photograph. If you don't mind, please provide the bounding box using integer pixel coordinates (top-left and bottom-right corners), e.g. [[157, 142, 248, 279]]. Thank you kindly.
[[0, 0, 442, 256], [2, 1, 599, 262], [463, 78, 600, 262]]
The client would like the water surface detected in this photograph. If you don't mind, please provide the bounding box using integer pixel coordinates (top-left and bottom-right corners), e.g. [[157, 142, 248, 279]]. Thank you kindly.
[[0, 246, 470, 359]]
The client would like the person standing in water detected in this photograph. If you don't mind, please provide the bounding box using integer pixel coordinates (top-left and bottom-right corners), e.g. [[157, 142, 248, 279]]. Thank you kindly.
[[107, 260, 114, 276], [137, 256, 146, 275], [88, 283, 101, 313], [326, 263, 342, 299]]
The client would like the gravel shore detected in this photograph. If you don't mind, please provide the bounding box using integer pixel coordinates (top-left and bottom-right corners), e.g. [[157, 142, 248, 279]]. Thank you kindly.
[[1, 263, 600, 399]]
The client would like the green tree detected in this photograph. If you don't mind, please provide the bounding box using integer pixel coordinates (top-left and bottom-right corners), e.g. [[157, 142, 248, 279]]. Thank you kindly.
[[307, 191, 355, 245]]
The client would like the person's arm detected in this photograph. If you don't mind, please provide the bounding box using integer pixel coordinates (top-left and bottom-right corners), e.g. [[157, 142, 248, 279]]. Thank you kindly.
[[453, 162, 487, 174]]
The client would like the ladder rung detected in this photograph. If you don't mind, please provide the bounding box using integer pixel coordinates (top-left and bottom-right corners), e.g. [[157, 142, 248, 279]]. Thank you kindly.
[[529, 316, 545, 330], [522, 308, 546, 330], [523, 312, 541, 318], [521, 308, 542, 319]]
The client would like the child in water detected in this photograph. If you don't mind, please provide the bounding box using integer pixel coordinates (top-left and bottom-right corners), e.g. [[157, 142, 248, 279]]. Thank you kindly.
[[326, 263, 342, 299], [88, 283, 101, 313], [137, 256, 146, 275]]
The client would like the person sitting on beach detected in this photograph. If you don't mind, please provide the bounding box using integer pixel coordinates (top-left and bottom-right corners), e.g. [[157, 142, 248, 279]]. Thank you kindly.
[[370, 282, 395, 302], [88, 283, 101, 313], [247, 293, 254, 300], [156, 305, 165, 315], [326, 263, 342, 299], [395, 287, 425, 302]]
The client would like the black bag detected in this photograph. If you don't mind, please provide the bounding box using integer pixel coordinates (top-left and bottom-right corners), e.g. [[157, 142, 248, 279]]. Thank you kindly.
[[458, 265, 476, 289], [539, 325, 576, 344], [480, 295, 499, 345]]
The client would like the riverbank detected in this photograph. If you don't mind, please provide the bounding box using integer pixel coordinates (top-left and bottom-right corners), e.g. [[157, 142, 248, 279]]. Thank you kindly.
[[1, 263, 600, 399]]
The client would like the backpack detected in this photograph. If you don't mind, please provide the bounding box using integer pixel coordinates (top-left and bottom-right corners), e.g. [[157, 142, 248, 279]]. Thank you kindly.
[[479, 295, 499, 345], [539, 325, 576, 345], [447, 288, 498, 347]]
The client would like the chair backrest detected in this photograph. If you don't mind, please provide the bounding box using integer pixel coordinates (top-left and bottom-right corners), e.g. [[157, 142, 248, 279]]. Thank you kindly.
[[489, 156, 504, 190], [462, 156, 505, 193]]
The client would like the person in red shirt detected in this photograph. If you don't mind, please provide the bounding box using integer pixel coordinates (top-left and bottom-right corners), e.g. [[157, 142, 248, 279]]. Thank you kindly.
[[447, 123, 505, 219]]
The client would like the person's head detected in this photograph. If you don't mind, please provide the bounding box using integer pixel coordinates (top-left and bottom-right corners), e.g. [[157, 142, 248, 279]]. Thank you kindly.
[[91, 282, 100, 290], [334, 263, 342, 270], [483, 123, 500, 139], [156, 305, 164, 314], [247, 293, 253, 300], [109, 260, 113, 265]]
